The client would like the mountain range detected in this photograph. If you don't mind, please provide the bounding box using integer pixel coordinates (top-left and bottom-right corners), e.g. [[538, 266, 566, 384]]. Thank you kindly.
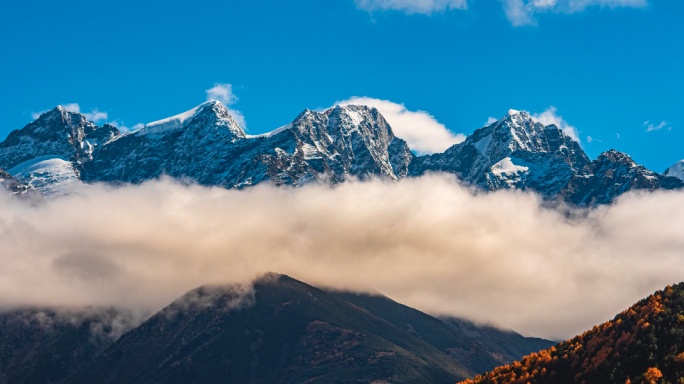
[[1, 102, 682, 205], [0, 274, 553, 384]]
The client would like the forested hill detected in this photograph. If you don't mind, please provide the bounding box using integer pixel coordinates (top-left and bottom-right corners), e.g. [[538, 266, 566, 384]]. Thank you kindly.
[[460, 282, 684, 384]]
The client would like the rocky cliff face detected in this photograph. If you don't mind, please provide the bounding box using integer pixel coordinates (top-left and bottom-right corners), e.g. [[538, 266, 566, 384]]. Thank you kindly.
[[0, 103, 680, 205]]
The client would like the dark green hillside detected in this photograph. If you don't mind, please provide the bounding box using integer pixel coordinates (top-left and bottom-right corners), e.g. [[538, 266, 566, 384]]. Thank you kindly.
[[0, 274, 555, 384], [69, 274, 472, 384], [335, 291, 555, 373], [0, 308, 128, 384]]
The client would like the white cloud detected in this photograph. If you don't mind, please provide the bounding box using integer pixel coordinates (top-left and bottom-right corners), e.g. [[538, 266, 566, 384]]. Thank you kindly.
[[109, 121, 144, 133], [4, 176, 684, 339], [205, 83, 247, 129], [62, 103, 81, 114], [531, 106, 580, 143], [355, 0, 647, 26], [205, 84, 238, 106], [500, 0, 537, 26], [500, 0, 648, 26], [355, 0, 468, 14], [31, 110, 49, 120], [586, 135, 593, 143], [336, 96, 465, 155], [486, 117, 498, 125], [85, 109, 108, 122], [644, 120, 670, 132]]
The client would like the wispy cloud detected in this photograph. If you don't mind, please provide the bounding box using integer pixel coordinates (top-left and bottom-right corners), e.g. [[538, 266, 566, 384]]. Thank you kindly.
[[586, 135, 593, 143], [644, 120, 670, 132], [355, 0, 468, 14], [336, 96, 465, 154], [531, 106, 580, 143], [31, 110, 49, 120], [205, 83, 247, 129], [355, 0, 648, 26], [109, 121, 144, 133], [486, 117, 498, 125]]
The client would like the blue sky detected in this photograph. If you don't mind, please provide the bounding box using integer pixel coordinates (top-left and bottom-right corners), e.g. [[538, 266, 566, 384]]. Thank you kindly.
[[0, 0, 681, 170]]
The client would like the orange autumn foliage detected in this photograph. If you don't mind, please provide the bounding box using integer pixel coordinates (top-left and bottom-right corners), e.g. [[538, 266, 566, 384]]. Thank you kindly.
[[457, 285, 681, 384], [644, 367, 662, 383]]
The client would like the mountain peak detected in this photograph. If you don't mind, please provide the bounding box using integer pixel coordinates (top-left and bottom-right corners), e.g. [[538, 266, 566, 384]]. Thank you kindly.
[[597, 149, 633, 163], [133, 100, 244, 138]]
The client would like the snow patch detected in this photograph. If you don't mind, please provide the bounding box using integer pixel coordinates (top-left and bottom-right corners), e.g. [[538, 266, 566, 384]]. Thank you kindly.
[[300, 143, 321, 159], [664, 160, 684, 181], [247, 123, 293, 138], [136, 101, 215, 136], [490, 157, 530, 176], [7, 156, 84, 196], [473, 134, 492, 155]]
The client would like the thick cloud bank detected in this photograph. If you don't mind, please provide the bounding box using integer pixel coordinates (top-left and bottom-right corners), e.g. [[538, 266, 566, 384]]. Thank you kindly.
[[1, 176, 683, 340]]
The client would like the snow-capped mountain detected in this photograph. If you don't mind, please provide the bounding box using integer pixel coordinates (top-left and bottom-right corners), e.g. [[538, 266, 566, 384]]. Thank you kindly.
[[0, 106, 119, 195], [407, 110, 682, 203], [80, 101, 410, 188], [664, 160, 684, 182], [0, 102, 680, 205], [0, 106, 119, 169], [408, 109, 590, 197]]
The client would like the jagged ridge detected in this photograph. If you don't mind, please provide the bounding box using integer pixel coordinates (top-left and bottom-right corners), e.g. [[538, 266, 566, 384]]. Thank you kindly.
[[0, 103, 680, 205]]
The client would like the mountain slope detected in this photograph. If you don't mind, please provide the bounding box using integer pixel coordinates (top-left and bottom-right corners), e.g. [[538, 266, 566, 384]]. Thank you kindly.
[[334, 291, 555, 374], [0, 308, 135, 384], [664, 159, 684, 182], [0, 276, 552, 384], [559, 150, 684, 206], [460, 282, 684, 384], [69, 274, 472, 384]]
